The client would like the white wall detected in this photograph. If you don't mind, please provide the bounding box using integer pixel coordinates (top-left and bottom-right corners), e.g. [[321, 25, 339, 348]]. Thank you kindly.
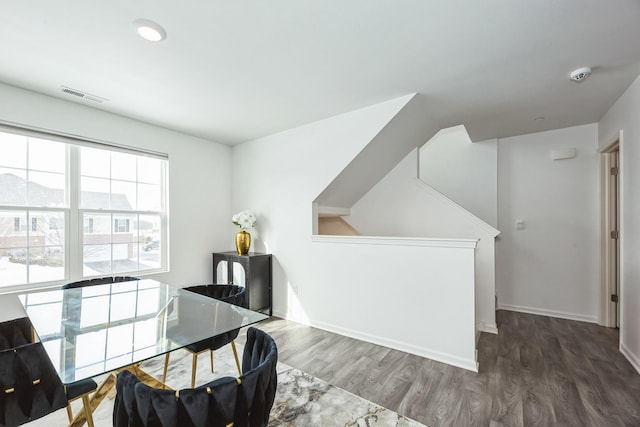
[[231, 98, 479, 370], [0, 83, 231, 289], [310, 236, 478, 371], [346, 150, 499, 335], [497, 124, 599, 322], [419, 125, 498, 228], [599, 75, 640, 373]]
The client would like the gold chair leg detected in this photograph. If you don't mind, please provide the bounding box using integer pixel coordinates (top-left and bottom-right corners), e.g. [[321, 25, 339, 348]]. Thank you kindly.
[[191, 353, 198, 388], [66, 404, 73, 423], [210, 350, 214, 373], [231, 340, 241, 376], [82, 394, 95, 427], [162, 353, 170, 389]]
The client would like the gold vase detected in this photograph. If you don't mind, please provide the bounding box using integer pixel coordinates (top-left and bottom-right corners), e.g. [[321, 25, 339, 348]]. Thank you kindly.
[[235, 230, 251, 255]]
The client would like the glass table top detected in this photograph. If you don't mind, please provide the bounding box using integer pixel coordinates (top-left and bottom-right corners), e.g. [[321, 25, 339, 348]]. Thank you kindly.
[[18, 279, 268, 384]]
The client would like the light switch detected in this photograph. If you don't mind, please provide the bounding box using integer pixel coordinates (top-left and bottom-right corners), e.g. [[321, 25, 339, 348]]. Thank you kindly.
[[515, 219, 525, 230]]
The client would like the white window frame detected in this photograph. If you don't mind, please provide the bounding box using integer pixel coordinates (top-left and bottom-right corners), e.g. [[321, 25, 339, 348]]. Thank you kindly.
[[0, 124, 169, 292]]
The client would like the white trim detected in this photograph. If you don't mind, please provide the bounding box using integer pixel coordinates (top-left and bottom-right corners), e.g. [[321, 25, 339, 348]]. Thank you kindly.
[[598, 131, 622, 327], [275, 310, 478, 372], [311, 234, 478, 249], [499, 303, 597, 323], [620, 341, 640, 375], [316, 206, 352, 217], [476, 321, 498, 334]]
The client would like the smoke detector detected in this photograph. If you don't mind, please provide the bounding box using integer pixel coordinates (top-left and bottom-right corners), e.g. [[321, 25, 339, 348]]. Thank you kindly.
[[569, 67, 592, 83]]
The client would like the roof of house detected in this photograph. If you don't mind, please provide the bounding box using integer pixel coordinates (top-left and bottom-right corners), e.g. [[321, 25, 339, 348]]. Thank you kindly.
[[0, 173, 133, 209]]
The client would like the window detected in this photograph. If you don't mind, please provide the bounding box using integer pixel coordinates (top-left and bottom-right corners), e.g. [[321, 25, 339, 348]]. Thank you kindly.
[[0, 128, 168, 288], [83, 218, 94, 233], [114, 218, 130, 233]]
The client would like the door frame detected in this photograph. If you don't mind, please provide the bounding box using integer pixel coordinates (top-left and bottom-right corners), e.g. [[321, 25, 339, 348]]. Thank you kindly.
[[598, 131, 622, 328]]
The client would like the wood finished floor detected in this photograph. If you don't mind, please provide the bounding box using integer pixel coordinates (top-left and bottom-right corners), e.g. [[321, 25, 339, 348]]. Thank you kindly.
[[247, 310, 640, 426]]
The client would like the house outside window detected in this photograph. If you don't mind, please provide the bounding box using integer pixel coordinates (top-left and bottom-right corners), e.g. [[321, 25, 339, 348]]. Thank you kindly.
[[0, 127, 168, 289]]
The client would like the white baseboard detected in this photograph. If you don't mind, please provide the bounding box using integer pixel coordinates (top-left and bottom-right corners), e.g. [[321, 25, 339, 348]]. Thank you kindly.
[[475, 322, 498, 346], [498, 303, 597, 323], [476, 321, 498, 335], [620, 341, 640, 375], [271, 309, 287, 320], [272, 311, 478, 372]]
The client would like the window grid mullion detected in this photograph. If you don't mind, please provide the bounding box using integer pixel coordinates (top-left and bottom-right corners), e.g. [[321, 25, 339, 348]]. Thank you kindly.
[[68, 145, 80, 282]]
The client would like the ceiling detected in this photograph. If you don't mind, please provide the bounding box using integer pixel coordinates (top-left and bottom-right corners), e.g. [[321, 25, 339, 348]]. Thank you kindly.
[[2, 1, 640, 145]]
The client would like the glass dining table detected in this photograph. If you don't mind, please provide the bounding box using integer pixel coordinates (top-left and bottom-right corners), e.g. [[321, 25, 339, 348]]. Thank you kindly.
[[16, 278, 268, 426]]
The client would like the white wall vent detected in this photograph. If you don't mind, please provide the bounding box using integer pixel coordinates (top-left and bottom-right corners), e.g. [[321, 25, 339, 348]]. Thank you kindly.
[[60, 86, 108, 104], [550, 147, 577, 160]]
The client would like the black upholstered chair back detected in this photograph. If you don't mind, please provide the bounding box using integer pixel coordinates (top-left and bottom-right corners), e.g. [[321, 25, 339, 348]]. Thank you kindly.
[[183, 285, 247, 351], [61, 275, 140, 289], [184, 284, 247, 308], [114, 327, 278, 427], [238, 327, 278, 427], [0, 317, 32, 351], [163, 285, 249, 388], [0, 318, 67, 426]]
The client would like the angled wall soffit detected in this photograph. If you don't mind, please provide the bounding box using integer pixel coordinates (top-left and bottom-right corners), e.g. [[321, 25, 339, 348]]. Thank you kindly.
[[314, 93, 441, 210]]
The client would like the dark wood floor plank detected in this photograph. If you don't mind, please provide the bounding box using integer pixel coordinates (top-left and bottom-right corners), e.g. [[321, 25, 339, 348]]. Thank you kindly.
[[253, 310, 640, 426], [421, 368, 465, 427], [396, 364, 444, 423], [449, 369, 493, 426], [331, 354, 379, 395], [488, 357, 524, 427], [547, 379, 590, 426]]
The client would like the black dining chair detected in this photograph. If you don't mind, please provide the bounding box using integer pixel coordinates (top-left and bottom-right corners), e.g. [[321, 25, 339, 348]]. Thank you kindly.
[[61, 275, 140, 289], [162, 284, 247, 388], [114, 327, 278, 427], [0, 317, 98, 427], [59, 276, 140, 424]]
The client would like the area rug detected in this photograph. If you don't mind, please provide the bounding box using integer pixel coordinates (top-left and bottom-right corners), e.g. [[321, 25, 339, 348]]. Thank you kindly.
[[29, 343, 426, 426]]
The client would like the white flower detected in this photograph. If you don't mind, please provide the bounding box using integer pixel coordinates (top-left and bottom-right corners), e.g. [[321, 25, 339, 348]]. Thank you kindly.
[[232, 210, 257, 231]]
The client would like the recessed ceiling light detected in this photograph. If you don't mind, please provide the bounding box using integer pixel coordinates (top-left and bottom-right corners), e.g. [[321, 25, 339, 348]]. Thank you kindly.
[[133, 19, 166, 42], [569, 67, 591, 83]]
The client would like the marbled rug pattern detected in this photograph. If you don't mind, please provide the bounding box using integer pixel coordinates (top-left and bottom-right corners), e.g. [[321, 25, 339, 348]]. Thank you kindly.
[[270, 367, 424, 427], [28, 343, 426, 426]]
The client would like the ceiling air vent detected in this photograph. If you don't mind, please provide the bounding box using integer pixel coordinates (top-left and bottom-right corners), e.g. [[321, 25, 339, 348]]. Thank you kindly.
[[60, 86, 108, 104]]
